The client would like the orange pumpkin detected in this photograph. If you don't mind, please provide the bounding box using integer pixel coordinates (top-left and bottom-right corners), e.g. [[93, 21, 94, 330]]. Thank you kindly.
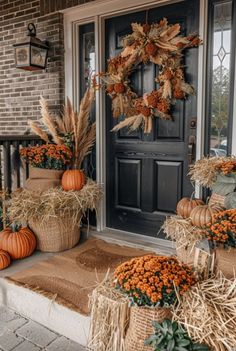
[[61, 170, 86, 191], [0, 226, 36, 260], [176, 197, 205, 218], [0, 250, 11, 270], [190, 204, 224, 228]]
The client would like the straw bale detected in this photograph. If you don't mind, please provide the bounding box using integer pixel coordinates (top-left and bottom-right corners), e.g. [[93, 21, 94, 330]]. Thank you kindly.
[[162, 215, 206, 252], [88, 282, 129, 351], [172, 274, 236, 350], [9, 179, 102, 226]]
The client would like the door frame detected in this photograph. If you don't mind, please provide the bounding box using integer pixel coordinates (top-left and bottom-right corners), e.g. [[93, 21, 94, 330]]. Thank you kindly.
[[63, 0, 209, 232]]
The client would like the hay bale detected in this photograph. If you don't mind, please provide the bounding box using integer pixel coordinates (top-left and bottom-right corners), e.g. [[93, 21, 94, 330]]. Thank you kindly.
[[88, 283, 129, 351], [172, 274, 236, 350], [9, 179, 102, 226]]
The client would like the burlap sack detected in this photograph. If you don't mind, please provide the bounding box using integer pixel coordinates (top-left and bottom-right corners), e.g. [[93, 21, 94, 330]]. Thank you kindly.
[[215, 247, 236, 279], [125, 306, 171, 351], [25, 167, 64, 191]]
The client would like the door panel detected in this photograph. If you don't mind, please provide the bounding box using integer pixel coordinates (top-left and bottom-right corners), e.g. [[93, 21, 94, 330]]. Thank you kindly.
[[106, 0, 199, 236]]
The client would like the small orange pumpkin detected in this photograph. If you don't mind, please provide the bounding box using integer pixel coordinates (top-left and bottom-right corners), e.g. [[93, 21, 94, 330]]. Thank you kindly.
[[176, 197, 205, 218], [61, 170, 86, 191], [0, 225, 36, 260], [0, 250, 11, 270], [190, 204, 224, 228]]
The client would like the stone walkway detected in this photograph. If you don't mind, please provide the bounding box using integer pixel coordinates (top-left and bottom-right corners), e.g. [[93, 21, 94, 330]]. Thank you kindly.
[[0, 306, 85, 351]]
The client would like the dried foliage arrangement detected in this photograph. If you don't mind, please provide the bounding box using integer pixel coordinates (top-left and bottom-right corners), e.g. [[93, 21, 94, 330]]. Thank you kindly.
[[28, 89, 96, 169], [88, 281, 129, 351], [188, 156, 236, 188], [95, 19, 202, 133], [172, 274, 236, 350], [8, 179, 102, 226], [20, 144, 72, 170], [207, 209, 236, 248], [114, 255, 196, 307]]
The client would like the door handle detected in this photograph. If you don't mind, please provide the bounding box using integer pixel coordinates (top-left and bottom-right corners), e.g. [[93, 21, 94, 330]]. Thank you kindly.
[[188, 135, 196, 164]]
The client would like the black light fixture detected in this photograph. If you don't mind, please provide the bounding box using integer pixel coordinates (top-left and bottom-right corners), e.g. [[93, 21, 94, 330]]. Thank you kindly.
[[13, 23, 49, 71]]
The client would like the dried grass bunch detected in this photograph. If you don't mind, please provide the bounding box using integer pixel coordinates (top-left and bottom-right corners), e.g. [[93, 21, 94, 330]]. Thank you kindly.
[[188, 156, 236, 188], [88, 282, 129, 351], [8, 180, 102, 226], [28, 89, 96, 169], [172, 274, 236, 350]]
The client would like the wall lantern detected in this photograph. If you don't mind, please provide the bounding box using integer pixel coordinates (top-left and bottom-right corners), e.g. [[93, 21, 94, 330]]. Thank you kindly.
[[13, 23, 49, 71]]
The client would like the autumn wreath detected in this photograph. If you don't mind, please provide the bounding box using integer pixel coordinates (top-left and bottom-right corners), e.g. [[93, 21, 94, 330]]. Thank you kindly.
[[96, 19, 202, 133]]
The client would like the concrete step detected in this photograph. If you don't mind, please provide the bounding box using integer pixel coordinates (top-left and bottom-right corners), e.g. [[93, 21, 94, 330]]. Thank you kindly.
[[0, 278, 90, 347]]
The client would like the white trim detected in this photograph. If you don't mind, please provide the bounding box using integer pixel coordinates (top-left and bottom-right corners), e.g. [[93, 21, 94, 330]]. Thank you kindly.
[[195, 0, 208, 197], [232, 52, 236, 155]]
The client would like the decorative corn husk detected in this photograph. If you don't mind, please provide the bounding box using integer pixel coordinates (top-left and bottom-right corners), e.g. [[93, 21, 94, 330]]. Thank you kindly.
[[173, 274, 236, 351]]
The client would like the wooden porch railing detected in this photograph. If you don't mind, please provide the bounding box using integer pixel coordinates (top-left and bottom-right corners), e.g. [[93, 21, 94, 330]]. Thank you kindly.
[[0, 135, 43, 193]]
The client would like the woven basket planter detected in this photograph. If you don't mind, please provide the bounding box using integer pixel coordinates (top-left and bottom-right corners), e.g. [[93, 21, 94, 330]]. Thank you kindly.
[[215, 247, 236, 279], [25, 167, 64, 192], [29, 212, 81, 252], [208, 192, 225, 207], [125, 306, 171, 351]]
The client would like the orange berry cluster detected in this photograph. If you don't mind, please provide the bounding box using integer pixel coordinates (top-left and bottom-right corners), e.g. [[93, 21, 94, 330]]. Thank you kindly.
[[207, 209, 236, 248], [215, 160, 236, 175], [20, 144, 72, 170], [114, 255, 196, 307]]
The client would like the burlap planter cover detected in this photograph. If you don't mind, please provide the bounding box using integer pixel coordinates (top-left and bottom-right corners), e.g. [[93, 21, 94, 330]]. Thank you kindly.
[[25, 167, 64, 192], [29, 213, 81, 252], [208, 192, 225, 207], [125, 306, 171, 351], [215, 247, 236, 279]]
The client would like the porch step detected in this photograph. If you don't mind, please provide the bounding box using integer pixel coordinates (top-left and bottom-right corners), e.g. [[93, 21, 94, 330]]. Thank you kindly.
[[90, 228, 176, 256], [0, 278, 90, 347]]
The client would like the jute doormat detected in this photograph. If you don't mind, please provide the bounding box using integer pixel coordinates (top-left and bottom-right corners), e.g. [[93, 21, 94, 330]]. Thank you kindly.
[[6, 238, 152, 315]]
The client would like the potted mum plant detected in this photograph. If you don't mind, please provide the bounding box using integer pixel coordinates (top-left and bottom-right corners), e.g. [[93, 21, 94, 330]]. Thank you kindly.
[[207, 208, 236, 279], [9, 88, 101, 253], [114, 255, 196, 351], [20, 144, 72, 191]]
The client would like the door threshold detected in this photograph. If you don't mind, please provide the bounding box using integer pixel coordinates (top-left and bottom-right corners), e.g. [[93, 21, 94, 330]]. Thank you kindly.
[[89, 227, 176, 256]]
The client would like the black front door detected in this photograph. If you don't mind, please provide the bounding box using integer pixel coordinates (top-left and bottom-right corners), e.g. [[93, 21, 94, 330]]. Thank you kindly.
[[106, 0, 199, 236]]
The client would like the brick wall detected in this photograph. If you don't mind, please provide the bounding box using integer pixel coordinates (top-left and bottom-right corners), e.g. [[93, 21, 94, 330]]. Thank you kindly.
[[0, 0, 93, 135]]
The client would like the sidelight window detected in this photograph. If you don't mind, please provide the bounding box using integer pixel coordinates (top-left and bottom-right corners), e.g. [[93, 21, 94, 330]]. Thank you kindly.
[[206, 0, 235, 156]]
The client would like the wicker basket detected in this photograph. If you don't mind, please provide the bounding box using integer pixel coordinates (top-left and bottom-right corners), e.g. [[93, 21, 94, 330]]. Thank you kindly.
[[125, 306, 171, 351], [25, 167, 64, 192], [209, 192, 225, 207], [29, 213, 81, 252], [215, 247, 236, 279]]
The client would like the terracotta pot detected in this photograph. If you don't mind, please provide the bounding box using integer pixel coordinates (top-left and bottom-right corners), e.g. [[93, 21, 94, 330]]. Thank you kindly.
[[25, 167, 64, 192]]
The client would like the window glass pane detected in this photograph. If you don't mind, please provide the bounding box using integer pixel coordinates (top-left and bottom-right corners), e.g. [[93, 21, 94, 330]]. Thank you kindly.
[[79, 23, 96, 180], [209, 1, 232, 157]]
